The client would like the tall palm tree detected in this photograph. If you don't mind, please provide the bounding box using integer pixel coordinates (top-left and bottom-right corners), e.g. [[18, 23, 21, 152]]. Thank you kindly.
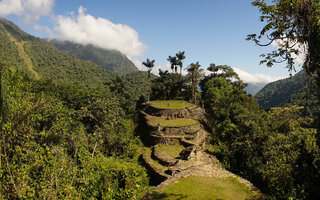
[[167, 56, 178, 73], [207, 63, 216, 72], [176, 51, 186, 75], [187, 62, 203, 104], [142, 58, 155, 101]]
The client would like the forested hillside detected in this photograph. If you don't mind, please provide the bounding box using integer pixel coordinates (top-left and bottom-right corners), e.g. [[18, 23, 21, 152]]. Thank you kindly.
[[49, 40, 138, 74], [0, 18, 151, 199], [0, 18, 116, 88], [2, 7, 320, 199], [255, 70, 307, 108], [255, 70, 320, 117]]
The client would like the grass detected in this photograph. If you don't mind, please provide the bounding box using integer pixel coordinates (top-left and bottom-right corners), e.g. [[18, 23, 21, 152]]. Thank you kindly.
[[143, 147, 167, 170], [152, 176, 258, 200], [155, 142, 185, 158], [148, 100, 192, 109], [149, 118, 199, 127]]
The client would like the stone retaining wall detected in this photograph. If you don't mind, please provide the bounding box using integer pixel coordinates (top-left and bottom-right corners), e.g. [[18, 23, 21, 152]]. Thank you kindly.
[[143, 104, 191, 118]]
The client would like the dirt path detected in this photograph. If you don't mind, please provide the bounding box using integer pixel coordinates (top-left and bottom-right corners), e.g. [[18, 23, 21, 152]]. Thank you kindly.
[[5, 31, 39, 79]]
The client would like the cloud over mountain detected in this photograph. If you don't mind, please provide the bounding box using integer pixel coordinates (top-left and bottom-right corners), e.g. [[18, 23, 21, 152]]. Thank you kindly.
[[233, 67, 284, 83], [54, 6, 147, 57]]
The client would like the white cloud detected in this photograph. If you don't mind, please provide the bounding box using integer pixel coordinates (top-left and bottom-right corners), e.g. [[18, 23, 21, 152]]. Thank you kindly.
[[54, 6, 147, 57], [131, 58, 144, 71], [34, 24, 54, 37], [233, 67, 285, 83], [271, 38, 306, 65], [133, 60, 282, 84], [151, 64, 172, 75], [0, 0, 54, 23]]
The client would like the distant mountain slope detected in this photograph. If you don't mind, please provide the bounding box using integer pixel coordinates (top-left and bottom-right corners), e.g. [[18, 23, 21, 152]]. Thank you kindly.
[[254, 70, 307, 109], [0, 18, 114, 88], [254, 70, 320, 117], [49, 40, 138, 74], [0, 18, 151, 102], [121, 71, 155, 100], [244, 82, 267, 96]]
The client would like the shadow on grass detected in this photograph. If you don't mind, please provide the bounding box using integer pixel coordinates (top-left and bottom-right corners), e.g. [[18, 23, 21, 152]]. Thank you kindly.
[[146, 191, 188, 200]]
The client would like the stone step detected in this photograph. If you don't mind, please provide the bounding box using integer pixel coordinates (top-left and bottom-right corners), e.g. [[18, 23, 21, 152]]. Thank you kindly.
[[181, 129, 208, 147], [141, 149, 170, 178]]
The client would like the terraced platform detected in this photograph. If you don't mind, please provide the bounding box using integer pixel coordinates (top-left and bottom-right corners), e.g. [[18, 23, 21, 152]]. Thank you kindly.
[[136, 100, 264, 199]]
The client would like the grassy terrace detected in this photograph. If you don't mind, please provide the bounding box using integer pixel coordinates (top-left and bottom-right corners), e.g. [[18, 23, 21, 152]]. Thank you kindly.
[[148, 118, 199, 127], [155, 142, 185, 159], [152, 176, 258, 200], [148, 100, 192, 109], [142, 147, 166, 170]]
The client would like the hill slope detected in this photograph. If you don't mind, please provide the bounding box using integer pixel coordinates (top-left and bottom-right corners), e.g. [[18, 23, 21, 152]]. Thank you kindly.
[[0, 18, 114, 88], [254, 70, 307, 108], [255, 70, 319, 116], [244, 82, 267, 96], [49, 40, 138, 74]]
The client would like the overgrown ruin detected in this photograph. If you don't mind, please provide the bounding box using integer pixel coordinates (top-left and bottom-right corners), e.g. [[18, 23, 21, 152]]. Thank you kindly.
[[135, 100, 264, 199]]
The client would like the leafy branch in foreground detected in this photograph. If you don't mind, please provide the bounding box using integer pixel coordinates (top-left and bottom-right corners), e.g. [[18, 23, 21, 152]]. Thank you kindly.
[[247, 0, 320, 76]]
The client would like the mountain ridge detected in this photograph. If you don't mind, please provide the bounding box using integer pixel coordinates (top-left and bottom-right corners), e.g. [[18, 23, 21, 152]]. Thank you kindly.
[[0, 18, 116, 88], [49, 39, 138, 74], [254, 70, 307, 109]]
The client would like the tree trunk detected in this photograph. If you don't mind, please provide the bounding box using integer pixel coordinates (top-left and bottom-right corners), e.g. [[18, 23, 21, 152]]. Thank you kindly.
[[192, 73, 196, 104]]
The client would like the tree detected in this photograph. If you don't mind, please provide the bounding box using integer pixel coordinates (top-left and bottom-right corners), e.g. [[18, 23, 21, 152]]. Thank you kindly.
[[167, 56, 178, 73], [187, 62, 203, 104], [176, 51, 186, 75], [150, 69, 186, 100], [142, 58, 155, 101], [247, 0, 320, 79], [200, 64, 246, 97]]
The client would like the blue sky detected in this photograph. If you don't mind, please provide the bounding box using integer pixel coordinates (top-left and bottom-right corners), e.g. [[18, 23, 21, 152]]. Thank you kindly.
[[1, 0, 301, 83]]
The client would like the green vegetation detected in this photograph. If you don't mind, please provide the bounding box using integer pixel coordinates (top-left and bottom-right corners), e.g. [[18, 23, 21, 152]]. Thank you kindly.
[[0, 68, 149, 199], [152, 176, 257, 200], [149, 118, 199, 127], [0, 18, 114, 88], [201, 65, 320, 199], [121, 71, 155, 102], [255, 70, 320, 117], [2, 11, 320, 199], [49, 40, 138, 74], [150, 72, 189, 101], [187, 62, 204, 104], [0, 18, 151, 199], [142, 58, 155, 101], [248, 0, 320, 77], [255, 70, 307, 109], [148, 100, 192, 109], [155, 142, 185, 158]]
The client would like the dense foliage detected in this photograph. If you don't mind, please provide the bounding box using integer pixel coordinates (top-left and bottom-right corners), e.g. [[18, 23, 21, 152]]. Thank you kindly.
[[150, 70, 189, 100], [2, 13, 320, 199], [201, 69, 320, 199], [0, 18, 151, 199], [0, 67, 148, 199]]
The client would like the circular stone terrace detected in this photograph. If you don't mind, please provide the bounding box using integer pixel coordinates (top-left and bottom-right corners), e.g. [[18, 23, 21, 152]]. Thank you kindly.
[[148, 117, 199, 128], [147, 100, 193, 110]]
